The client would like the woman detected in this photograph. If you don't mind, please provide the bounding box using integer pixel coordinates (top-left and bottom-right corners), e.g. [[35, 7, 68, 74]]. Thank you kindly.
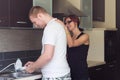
[[64, 15, 90, 80]]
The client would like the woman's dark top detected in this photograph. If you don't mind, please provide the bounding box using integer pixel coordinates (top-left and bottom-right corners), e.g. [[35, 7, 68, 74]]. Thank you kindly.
[[67, 32, 89, 80]]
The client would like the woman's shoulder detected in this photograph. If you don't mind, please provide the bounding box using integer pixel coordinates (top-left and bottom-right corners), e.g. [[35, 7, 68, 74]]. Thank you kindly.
[[78, 32, 89, 39], [82, 32, 89, 36]]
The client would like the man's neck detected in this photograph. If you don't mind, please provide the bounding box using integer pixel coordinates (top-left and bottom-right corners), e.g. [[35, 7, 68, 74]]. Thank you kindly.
[[44, 14, 54, 24]]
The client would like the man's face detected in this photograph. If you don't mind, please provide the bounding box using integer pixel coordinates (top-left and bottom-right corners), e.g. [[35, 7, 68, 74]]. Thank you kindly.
[[29, 15, 45, 29]]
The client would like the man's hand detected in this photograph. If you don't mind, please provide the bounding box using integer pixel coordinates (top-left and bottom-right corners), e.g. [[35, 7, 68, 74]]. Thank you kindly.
[[24, 61, 35, 73]]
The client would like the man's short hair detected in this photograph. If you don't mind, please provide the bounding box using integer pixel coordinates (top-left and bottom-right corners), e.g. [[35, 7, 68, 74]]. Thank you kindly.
[[29, 6, 47, 17]]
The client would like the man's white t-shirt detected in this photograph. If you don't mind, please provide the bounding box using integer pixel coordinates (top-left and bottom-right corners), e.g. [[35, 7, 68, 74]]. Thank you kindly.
[[41, 19, 70, 78]]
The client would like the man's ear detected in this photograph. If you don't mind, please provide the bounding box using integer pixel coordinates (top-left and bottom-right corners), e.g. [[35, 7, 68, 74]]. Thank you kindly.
[[37, 13, 42, 18]]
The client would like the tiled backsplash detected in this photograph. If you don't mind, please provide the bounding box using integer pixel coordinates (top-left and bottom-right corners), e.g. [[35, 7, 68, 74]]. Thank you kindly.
[[0, 50, 41, 70], [0, 29, 43, 71]]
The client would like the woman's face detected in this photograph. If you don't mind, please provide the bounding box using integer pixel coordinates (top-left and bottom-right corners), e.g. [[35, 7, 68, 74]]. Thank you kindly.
[[64, 17, 76, 31]]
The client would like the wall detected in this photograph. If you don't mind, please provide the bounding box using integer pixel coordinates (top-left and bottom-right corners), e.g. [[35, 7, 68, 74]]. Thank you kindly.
[[67, 0, 81, 10], [72, 0, 116, 28], [0, 29, 42, 52], [66, 0, 93, 29], [85, 29, 105, 62], [33, 0, 52, 15], [0, 29, 43, 70], [0, 50, 41, 70], [33, 0, 116, 28], [93, 0, 116, 28]]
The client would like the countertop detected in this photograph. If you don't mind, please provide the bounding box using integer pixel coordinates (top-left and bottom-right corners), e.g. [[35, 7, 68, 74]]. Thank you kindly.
[[15, 74, 42, 80], [12, 61, 105, 80], [87, 61, 105, 67], [92, 28, 117, 31], [0, 71, 42, 80], [0, 27, 42, 30]]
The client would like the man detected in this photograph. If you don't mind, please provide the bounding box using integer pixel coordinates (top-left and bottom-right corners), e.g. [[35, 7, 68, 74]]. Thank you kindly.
[[24, 6, 71, 80]]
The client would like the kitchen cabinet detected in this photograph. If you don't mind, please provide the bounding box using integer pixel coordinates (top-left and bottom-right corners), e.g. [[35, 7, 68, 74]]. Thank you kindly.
[[0, 0, 10, 27], [104, 30, 119, 80], [92, 0, 105, 21], [115, 29, 120, 80], [89, 64, 107, 80], [0, 0, 33, 27], [105, 62, 117, 80], [89, 63, 117, 80], [10, 0, 33, 27], [116, 0, 120, 29], [104, 30, 117, 63]]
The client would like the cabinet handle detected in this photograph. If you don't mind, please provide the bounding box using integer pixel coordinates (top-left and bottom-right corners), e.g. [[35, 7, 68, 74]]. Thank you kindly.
[[95, 68, 102, 71], [109, 65, 115, 67], [16, 21, 27, 24], [97, 17, 103, 20]]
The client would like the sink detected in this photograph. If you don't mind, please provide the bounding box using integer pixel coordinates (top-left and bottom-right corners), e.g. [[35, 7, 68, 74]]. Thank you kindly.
[[1, 72, 33, 78], [0, 71, 41, 80], [0, 59, 41, 80], [0, 76, 9, 80]]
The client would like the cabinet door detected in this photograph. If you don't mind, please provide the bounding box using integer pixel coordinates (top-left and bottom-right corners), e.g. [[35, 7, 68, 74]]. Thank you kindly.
[[105, 62, 117, 80], [93, 0, 105, 21], [10, 0, 33, 27], [104, 30, 117, 63], [89, 65, 106, 80], [0, 0, 9, 27], [116, 0, 120, 28]]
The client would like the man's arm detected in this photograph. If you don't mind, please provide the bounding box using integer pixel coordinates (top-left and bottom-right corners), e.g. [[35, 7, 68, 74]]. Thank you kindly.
[[25, 44, 55, 73]]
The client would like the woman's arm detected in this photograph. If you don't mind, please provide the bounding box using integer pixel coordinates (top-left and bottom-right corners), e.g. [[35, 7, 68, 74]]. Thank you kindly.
[[64, 27, 89, 47]]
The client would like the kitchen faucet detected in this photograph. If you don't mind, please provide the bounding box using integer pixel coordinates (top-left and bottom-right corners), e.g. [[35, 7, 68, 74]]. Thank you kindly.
[[0, 58, 26, 73], [0, 63, 15, 73]]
